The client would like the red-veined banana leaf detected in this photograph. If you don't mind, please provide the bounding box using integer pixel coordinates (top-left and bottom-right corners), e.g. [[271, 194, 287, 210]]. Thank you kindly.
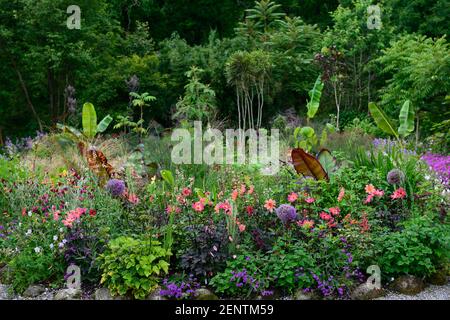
[[291, 148, 329, 181]]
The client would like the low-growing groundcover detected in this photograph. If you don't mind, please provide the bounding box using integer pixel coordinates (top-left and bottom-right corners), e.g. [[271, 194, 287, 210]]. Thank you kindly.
[[0, 130, 448, 300]]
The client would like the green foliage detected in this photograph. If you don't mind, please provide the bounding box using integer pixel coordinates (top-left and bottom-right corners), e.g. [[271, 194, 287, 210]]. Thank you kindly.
[[173, 66, 217, 124], [58, 102, 112, 143], [210, 251, 268, 298], [294, 123, 335, 152], [99, 236, 171, 299], [129, 92, 157, 138], [82, 103, 98, 140], [368, 102, 399, 139], [160, 169, 175, 188], [306, 75, 324, 120], [265, 238, 317, 292], [376, 215, 450, 277], [225, 49, 273, 129], [242, 0, 286, 34], [398, 100, 414, 138], [6, 249, 65, 294], [96, 115, 113, 134], [376, 34, 450, 136], [385, 0, 450, 37]]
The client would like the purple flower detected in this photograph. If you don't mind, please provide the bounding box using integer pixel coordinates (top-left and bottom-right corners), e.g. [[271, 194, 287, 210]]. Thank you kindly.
[[261, 290, 273, 296], [275, 204, 298, 224], [105, 179, 126, 197], [421, 153, 450, 188]]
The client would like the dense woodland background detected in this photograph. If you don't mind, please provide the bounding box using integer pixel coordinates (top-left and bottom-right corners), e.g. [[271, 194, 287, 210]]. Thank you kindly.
[[0, 0, 449, 144]]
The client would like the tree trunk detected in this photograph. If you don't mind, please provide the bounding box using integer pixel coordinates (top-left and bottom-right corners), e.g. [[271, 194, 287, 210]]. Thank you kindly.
[[11, 60, 43, 131]]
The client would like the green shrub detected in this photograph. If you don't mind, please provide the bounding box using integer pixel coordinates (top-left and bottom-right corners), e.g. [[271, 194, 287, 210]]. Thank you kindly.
[[265, 238, 317, 293], [99, 236, 171, 299], [210, 251, 269, 298], [376, 215, 450, 278], [6, 249, 65, 294]]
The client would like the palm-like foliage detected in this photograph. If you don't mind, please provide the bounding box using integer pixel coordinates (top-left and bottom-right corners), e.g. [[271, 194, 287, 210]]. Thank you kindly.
[[245, 0, 285, 33]]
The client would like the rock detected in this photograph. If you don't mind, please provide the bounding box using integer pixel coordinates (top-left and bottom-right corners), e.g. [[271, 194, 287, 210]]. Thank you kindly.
[[23, 284, 45, 298], [0, 265, 11, 282], [195, 288, 219, 300], [391, 275, 426, 295], [144, 286, 166, 300], [351, 283, 385, 300], [428, 269, 448, 286], [0, 284, 12, 300], [295, 289, 318, 300], [94, 288, 113, 300], [54, 288, 81, 300]]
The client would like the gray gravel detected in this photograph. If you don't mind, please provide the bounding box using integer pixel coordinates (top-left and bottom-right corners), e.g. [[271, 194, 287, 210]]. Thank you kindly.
[[2, 282, 449, 300], [376, 283, 450, 300]]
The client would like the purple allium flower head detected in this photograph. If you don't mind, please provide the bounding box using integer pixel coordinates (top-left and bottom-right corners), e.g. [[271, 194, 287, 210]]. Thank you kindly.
[[105, 179, 126, 197], [275, 204, 298, 224], [387, 169, 405, 185]]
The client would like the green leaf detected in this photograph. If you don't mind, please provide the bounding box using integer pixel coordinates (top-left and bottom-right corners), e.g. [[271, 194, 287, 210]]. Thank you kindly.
[[306, 75, 324, 119], [300, 126, 315, 138], [57, 123, 84, 140], [398, 100, 414, 138], [97, 115, 113, 133], [317, 149, 336, 174], [82, 102, 97, 139], [160, 170, 175, 187], [368, 102, 399, 139]]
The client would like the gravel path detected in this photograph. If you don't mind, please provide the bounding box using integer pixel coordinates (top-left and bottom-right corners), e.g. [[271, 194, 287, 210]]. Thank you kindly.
[[2, 282, 449, 300], [376, 283, 450, 300]]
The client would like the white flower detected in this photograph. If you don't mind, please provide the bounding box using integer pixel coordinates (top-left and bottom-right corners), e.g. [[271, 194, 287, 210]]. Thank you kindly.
[[27, 211, 32, 217], [62, 239, 67, 244], [59, 228, 64, 233], [58, 242, 64, 248], [34, 247, 41, 253], [25, 229, 32, 236], [18, 222, 22, 227], [49, 244, 54, 250], [53, 235, 58, 241]]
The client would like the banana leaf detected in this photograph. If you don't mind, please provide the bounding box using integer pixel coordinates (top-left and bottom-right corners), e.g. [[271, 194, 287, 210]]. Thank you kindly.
[[161, 170, 175, 188], [317, 149, 336, 174], [291, 148, 328, 181], [306, 75, 324, 119], [82, 102, 97, 139], [97, 115, 113, 133], [56, 123, 84, 140], [368, 102, 399, 139], [398, 100, 414, 138]]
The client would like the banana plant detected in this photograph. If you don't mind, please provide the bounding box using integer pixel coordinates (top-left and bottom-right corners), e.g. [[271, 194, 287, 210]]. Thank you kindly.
[[293, 123, 335, 152], [57, 102, 113, 144], [368, 100, 414, 140], [57, 102, 114, 183], [306, 75, 324, 123], [291, 148, 336, 181]]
